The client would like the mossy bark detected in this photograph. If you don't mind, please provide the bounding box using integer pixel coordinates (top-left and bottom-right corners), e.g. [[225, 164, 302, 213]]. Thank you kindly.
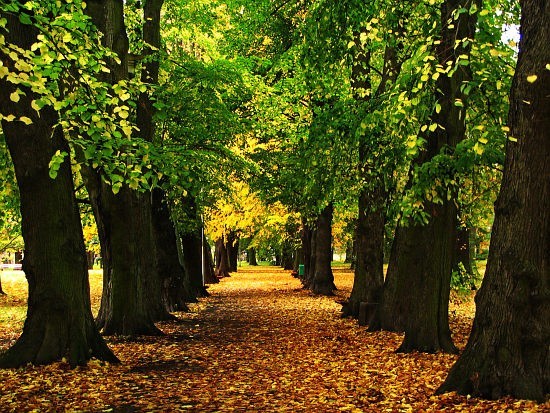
[[438, 0, 550, 400]]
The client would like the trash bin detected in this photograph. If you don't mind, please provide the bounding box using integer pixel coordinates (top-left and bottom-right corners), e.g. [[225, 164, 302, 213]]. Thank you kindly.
[[298, 264, 305, 276]]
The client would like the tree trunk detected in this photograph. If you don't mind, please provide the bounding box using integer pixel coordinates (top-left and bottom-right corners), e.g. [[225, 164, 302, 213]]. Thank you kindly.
[[151, 188, 191, 312], [343, 189, 385, 318], [345, 23, 400, 320], [310, 204, 336, 295], [453, 223, 478, 289], [203, 237, 218, 284], [214, 238, 230, 278], [0, 13, 117, 367], [371, 0, 479, 354], [438, 1, 550, 401], [301, 223, 315, 287], [87, 0, 168, 334], [180, 229, 209, 298], [226, 230, 239, 272], [247, 247, 258, 266], [281, 239, 294, 270]]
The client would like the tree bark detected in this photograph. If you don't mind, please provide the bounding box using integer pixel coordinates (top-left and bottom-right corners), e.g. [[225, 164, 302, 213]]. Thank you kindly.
[[151, 188, 191, 312], [281, 239, 294, 270], [0, 13, 117, 367], [87, 0, 166, 334], [345, 23, 401, 319], [247, 247, 258, 266], [226, 230, 239, 272], [310, 204, 336, 295], [343, 189, 385, 318], [438, 0, 550, 401], [180, 229, 209, 298], [371, 0, 479, 354], [214, 238, 230, 278], [203, 237, 218, 284]]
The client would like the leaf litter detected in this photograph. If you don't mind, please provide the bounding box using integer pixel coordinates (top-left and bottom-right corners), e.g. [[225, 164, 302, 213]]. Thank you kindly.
[[0, 266, 548, 412]]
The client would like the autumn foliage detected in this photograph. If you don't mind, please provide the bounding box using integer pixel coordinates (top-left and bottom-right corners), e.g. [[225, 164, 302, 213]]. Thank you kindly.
[[0, 267, 547, 412]]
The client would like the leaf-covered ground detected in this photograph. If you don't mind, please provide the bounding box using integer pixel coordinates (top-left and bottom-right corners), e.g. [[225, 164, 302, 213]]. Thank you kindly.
[[0, 266, 548, 412]]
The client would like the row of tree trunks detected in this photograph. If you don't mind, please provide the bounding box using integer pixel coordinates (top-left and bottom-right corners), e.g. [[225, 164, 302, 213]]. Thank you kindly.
[[0, 13, 117, 367]]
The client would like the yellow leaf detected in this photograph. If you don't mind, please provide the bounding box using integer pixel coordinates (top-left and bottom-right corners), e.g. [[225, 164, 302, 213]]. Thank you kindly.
[[9, 91, 20, 102], [19, 116, 32, 125], [526, 74, 537, 83]]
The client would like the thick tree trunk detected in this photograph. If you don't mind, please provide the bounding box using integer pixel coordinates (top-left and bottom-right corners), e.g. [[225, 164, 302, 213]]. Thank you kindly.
[[0, 14, 117, 367], [180, 229, 209, 298], [345, 24, 400, 320], [343, 189, 385, 318], [438, 1, 550, 401], [310, 204, 336, 295], [151, 188, 191, 312], [372, 0, 478, 354], [214, 238, 230, 278], [247, 247, 258, 266], [87, 0, 168, 334], [226, 230, 239, 272], [95, 187, 163, 335]]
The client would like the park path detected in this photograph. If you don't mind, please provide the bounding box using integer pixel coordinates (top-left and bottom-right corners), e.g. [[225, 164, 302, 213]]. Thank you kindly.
[[1, 266, 546, 412]]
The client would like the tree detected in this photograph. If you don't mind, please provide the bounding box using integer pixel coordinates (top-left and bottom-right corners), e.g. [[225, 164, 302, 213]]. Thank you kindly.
[[370, 0, 480, 354], [438, 0, 549, 400], [84, 0, 168, 335], [0, 9, 117, 367]]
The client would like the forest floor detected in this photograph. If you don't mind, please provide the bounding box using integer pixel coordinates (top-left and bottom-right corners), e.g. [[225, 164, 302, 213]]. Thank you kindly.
[[0, 266, 548, 412]]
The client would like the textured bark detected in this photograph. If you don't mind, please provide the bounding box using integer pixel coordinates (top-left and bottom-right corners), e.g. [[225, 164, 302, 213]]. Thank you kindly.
[[281, 239, 294, 270], [203, 238, 218, 284], [343, 189, 384, 318], [438, 0, 550, 401], [87, 0, 166, 334], [214, 238, 230, 278], [151, 189, 191, 312], [311, 204, 336, 296], [371, 0, 478, 354], [0, 14, 117, 367], [180, 229, 209, 298], [344, 24, 401, 319], [226, 231, 239, 272]]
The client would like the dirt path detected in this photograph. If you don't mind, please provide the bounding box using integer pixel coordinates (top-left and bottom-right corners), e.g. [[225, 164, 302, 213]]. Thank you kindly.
[[0, 267, 547, 412]]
